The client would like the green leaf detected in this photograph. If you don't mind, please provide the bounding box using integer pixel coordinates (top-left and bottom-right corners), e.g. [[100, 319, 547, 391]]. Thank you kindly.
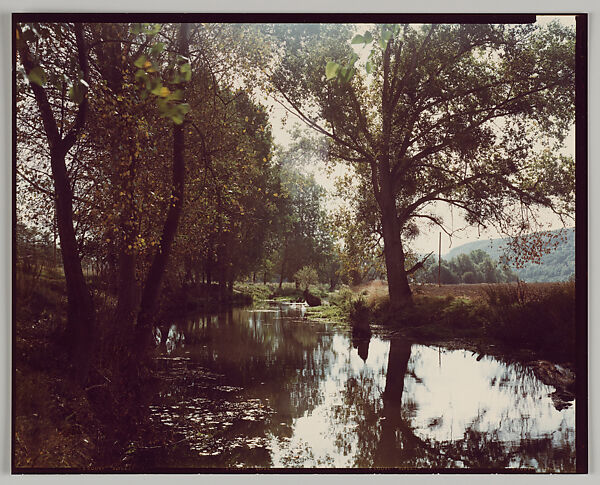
[[382, 30, 393, 42], [135, 69, 147, 82], [150, 82, 164, 96], [351, 34, 365, 45], [68, 81, 86, 104], [131, 23, 143, 35], [325, 61, 340, 80], [171, 113, 184, 125], [343, 67, 355, 83], [168, 89, 183, 101], [134, 55, 147, 68], [179, 103, 190, 114], [365, 61, 373, 74], [379, 38, 388, 50], [27, 66, 47, 87], [150, 42, 165, 56], [363, 31, 373, 44], [180, 64, 192, 81], [156, 97, 168, 113]]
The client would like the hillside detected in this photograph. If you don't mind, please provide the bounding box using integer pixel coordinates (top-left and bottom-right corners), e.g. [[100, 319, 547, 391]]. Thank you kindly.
[[443, 228, 575, 282]]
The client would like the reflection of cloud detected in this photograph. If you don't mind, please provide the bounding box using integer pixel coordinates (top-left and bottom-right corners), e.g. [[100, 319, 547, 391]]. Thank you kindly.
[[151, 304, 575, 470], [406, 346, 575, 448]]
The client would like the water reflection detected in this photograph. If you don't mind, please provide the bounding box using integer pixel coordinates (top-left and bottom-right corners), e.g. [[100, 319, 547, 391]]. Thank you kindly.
[[351, 333, 370, 362], [143, 302, 575, 471]]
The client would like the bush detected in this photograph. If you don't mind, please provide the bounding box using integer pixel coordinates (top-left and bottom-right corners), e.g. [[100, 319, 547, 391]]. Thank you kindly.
[[481, 280, 528, 306], [293, 266, 319, 291], [348, 296, 371, 325], [483, 281, 575, 361], [329, 287, 354, 311]]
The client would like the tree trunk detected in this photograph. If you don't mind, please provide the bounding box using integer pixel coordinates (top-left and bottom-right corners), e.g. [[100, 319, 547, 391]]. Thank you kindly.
[[278, 238, 288, 290], [53, 149, 96, 378], [136, 23, 190, 350], [18, 25, 95, 381], [379, 181, 413, 311]]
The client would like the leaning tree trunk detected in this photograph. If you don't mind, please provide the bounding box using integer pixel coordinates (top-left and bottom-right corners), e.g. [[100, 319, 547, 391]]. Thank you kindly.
[[18, 24, 95, 381], [135, 23, 190, 351]]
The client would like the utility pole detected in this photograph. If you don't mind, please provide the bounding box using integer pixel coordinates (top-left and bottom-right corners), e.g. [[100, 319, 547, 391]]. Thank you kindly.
[[438, 232, 441, 287]]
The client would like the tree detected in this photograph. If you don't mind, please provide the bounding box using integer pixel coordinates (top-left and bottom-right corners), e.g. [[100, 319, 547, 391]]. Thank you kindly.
[[270, 22, 575, 311], [16, 22, 96, 378], [135, 23, 191, 348], [294, 266, 319, 291], [271, 168, 331, 289]]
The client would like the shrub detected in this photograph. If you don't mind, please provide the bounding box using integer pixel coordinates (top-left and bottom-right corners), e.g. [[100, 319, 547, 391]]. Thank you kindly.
[[348, 296, 371, 325], [329, 287, 354, 312], [293, 266, 319, 291], [483, 281, 575, 361]]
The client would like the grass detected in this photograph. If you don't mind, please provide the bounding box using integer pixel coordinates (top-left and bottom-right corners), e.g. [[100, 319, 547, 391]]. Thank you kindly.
[[234, 282, 331, 303], [353, 280, 576, 363], [481, 281, 575, 362], [304, 304, 348, 325]]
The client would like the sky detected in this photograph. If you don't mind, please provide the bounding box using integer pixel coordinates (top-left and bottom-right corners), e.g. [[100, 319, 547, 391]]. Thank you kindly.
[[264, 15, 577, 255]]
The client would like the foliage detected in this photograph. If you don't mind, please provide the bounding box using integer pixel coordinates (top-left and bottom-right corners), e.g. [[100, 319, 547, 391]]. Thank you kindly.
[[412, 249, 518, 284], [293, 265, 319, 290], [483, 281, 575, 361], [269, 21, 575, 307], [444, 228, 575, 282]]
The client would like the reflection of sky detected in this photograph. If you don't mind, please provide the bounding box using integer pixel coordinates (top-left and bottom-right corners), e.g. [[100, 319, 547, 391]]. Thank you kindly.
[[404, 346, 575, 445], [269, 336, 575, 468], [159, 305, 575, 469]]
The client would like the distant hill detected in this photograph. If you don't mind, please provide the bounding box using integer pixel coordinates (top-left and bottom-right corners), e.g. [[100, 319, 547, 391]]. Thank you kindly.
[[443, 228, 575, 282]]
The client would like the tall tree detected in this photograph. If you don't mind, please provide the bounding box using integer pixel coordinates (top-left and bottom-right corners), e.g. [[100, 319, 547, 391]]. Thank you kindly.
[[16, 23, 95, 378], [135, 23, 191, 348], [270, 22, 575, 310]]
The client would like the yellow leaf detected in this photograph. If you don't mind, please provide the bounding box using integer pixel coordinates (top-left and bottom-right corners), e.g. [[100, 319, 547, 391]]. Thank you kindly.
[[159, 86, 170, 97]]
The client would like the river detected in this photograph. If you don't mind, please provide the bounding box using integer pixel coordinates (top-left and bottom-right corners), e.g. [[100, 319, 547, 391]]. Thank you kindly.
[[137, 301, 575, 471]]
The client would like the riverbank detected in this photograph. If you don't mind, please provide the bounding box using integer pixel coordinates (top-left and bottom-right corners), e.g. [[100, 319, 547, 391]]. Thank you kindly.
[[301, 280, 576, 367], [13, 275, 576, 470]]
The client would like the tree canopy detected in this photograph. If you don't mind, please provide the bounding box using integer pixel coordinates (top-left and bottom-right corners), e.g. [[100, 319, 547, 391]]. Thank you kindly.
[[268, 21, 575, 308]]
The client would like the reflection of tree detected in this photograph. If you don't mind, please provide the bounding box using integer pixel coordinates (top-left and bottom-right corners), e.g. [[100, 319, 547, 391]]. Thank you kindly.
[[148, 304, 339, 467], [351, 334, 370, 362], [332, 340, 575, 471]]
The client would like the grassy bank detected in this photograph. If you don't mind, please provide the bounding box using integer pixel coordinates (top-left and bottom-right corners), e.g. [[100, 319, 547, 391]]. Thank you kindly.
[[353, 281, 577, 364], [234, 282, 330, 303], [14, 269, 185, 470]]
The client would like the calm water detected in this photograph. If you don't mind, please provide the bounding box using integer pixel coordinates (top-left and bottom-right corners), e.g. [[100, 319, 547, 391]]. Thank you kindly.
[[142, 302, 575, 471]]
